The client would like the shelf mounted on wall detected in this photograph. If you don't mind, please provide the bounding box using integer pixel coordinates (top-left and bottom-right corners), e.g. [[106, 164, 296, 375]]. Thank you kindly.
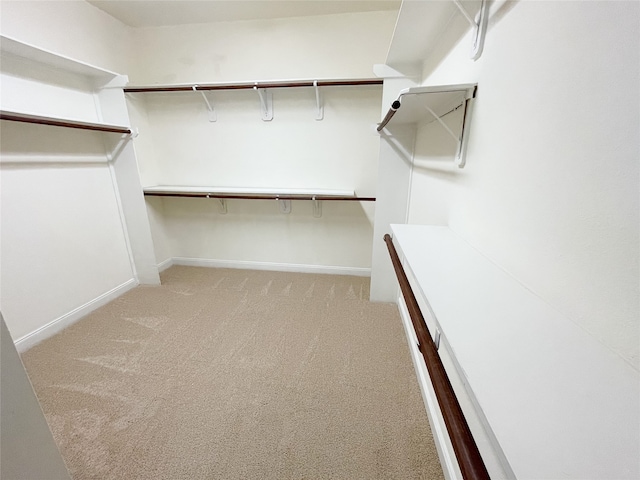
[[377, 83, 477, 168], [0, 110, 132, 135], [142, 185, 376, 218], [124, 78, 382, 123]]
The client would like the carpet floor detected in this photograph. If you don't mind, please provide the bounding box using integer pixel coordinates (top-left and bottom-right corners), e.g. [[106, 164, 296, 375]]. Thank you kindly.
[[22, 266, 443, 479]]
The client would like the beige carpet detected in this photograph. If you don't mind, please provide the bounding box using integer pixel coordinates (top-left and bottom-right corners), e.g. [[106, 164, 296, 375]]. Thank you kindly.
[[22, 266, 444, 479]]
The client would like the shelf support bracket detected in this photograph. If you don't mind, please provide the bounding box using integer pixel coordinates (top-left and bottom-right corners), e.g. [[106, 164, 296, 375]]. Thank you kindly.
[[312, 197, 322, 218], [205, 194, 227, 214], [276, 197, 291, 214], [452, 0, 488, 60], [423, 104, 460, 145], [193, 85, 216, 122], [423, 96, 473, 168], [217, 198, 227, 214], [314, 80, 324, 121], [254, 84, 273, 121], [456, 97, 474, 168]]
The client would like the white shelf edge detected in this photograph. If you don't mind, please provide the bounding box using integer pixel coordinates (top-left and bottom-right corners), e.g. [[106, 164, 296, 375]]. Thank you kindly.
[[0, 110, 131, 134], [398, 83, 477, 98], [124, 77, 383, 92], [143, 185, 356, 197]]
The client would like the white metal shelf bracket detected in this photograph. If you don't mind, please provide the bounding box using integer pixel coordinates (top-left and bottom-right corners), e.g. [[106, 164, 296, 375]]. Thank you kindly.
[[254, 84, 273, 121], [453, 0, 488, 60], [312, 196, 322, 217], [314, 81, 324, 120], [423, 98, 473, 168], [217, 198, 227, 214], [205, 194, 227, 214], [423, 104, 460, 145], [275, 196, 291, 214], [193, 85, 216, 122]]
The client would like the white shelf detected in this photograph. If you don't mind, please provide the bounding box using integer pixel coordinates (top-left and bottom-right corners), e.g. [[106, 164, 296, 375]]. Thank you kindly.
[[0, 35, 119, 81], [383, 84, 476, 127], [386, 0, 488, 67], [0, 110, 131, 134], [143, 185, 373, 200], [390, 224, 639, 480], [124, 78, 382, 93], [386, 1, 458, 68]]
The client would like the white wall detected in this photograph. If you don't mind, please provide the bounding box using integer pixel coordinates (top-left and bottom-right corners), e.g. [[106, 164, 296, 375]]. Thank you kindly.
[[127, 12, 397, 272], [409, 1, 639, 369], [0, 4, 154, 345], [0, 123, 134, 342], [129, 11, 396, 84]]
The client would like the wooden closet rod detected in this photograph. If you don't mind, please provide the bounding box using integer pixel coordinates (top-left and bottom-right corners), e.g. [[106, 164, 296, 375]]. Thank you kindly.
[[0, 111, 131, 134], [143, 191, 376, 201], [125, 79, 382, 93], [384, 233, 490, 480]]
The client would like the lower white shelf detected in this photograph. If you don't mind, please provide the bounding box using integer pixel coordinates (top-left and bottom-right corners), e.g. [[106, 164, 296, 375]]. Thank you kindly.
[[143, 185, 375, 201], [390, 224, 639, 480]]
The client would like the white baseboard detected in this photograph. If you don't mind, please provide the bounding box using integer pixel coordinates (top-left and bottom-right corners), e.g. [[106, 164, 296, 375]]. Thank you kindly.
[[157, 258, 174, 272], [14, 278, 138, 353], [170, 257, 371, 277]]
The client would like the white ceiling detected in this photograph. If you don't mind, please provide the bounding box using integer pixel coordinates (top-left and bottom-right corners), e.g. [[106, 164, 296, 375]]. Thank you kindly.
[[87, 0, 401, 28]]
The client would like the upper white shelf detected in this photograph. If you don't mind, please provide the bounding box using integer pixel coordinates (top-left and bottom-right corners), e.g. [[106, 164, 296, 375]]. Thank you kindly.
[[390, 224, 639, 480], [124, 78, 382, 93], [379, 84, 476, 128], [0, 35, 120, 81], [124, 78, 382, 123], [386, 1, 458, 68], [386, 0, 489, 67]]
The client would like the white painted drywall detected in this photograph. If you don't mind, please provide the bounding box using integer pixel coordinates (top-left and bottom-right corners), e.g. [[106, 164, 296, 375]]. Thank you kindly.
[[0, 0, 132, 75], [129, 11, 397, 84], [408, 1, 639, 369], [0, 123, 134, 341], [126, 11, 396, 272], [0, 314, 71, 480]]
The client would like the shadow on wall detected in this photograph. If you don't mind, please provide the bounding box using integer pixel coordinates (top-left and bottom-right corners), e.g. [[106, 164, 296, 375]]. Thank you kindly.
[[385, 107, 467, 181]]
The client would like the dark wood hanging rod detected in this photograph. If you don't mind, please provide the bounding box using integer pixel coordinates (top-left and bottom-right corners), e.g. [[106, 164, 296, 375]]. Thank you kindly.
[[143, 191, 375, 202], [384, 233, 490, 480], [124, 78, 382, 93], [0, 110, 131, 134]]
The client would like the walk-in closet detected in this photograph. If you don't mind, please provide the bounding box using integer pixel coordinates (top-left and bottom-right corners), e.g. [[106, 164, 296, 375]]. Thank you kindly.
[[1, 1, 638, 479]]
